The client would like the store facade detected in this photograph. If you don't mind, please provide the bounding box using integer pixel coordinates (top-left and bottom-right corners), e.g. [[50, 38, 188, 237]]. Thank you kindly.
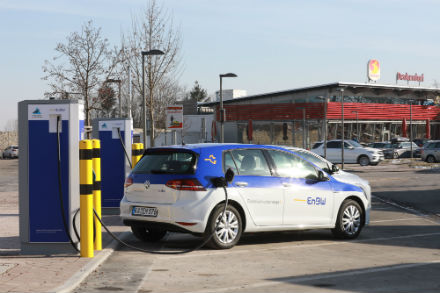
[[203, 82, 440, 148]]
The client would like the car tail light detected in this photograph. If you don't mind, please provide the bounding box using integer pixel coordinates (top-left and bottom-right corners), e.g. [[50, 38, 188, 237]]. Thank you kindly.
[[166, 179, 206, 191], [124, 176, 133, 188]]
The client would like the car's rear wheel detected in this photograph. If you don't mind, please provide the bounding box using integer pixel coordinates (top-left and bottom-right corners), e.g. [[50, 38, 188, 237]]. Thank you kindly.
[[358, 155, 370, 166], [332, 199, 363, 239], [131, 226, 167, 242], [205, 204, 242, 249], [426, 155, 436, 163], [393, 152, 399, 159]]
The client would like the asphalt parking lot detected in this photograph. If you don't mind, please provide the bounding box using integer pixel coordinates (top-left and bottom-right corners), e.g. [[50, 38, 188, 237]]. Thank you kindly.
[[73, 161, 440, 293]]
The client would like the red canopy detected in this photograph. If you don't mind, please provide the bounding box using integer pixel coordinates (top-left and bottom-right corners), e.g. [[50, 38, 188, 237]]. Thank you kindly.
[[401, 118, 407, 137], [426, 119, 431, 139]]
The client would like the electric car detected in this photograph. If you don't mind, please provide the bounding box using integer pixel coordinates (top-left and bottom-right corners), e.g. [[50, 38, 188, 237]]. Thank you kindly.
[[120, 144, 370, 249]]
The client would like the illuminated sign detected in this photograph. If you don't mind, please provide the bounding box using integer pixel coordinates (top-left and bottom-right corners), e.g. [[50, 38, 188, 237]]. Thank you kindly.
[[367, 59, 380, 81], [396, 72, 424, 83]]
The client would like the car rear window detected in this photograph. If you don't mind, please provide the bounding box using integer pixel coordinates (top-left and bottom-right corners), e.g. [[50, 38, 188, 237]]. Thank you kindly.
[[312, 142, 323, 149], [133, 150, 197, 174]]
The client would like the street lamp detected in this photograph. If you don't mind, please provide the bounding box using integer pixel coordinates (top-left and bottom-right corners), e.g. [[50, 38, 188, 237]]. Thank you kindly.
[[105, 79, 122, 117], [219, 73, 237, 143], [142, 49, 165, 147], [317, 96, 328, 158], [338, 88, 345, 170], [352, 111, 359, 141]]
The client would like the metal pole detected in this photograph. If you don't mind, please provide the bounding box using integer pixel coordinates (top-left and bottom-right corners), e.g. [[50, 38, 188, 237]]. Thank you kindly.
[[302, 108, 306, 149], [118, 81, 122, 117], [410, 101, 413, 160], [128, 64, 132, 120], [220, 76, 224, 143], [323, 97, 328, 158], [142, 55, 147, 146], [340, 88, 345, 170], [356, 112, 359, 141]]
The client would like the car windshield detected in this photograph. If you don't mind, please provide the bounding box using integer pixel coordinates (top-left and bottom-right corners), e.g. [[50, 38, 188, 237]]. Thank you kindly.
[[348, 140, 362, 148], [312, 142, 323, 149], [133, 150, 197, 174], [295, 150, 330, 173]]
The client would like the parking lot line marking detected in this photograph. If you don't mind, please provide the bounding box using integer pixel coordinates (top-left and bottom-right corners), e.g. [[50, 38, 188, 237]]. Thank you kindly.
[[370, 217, 421, 223], [191, 260, 440, 293]]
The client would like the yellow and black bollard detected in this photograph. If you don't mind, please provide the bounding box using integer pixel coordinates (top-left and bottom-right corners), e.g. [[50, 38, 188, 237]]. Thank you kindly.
[[92, 139, 102, 251], [79, 140, 94, 258], [131, 143, 144, 169]]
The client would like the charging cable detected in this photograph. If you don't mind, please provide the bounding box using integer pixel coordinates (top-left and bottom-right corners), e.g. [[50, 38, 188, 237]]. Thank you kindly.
[[116, 128, 132, 169], [56, 116, 80, 253]]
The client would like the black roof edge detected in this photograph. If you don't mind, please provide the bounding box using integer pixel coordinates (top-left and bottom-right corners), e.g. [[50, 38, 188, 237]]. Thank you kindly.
[[199, 81, 440, 106]]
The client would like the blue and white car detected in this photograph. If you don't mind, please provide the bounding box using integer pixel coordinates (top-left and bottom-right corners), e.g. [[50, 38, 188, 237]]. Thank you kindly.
[[120, 144, 370, 249]]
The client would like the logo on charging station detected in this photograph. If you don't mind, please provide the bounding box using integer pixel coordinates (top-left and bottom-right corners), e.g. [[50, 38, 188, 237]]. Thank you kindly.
[[32, 108, 43, 119], [102, 123, 108, 129]]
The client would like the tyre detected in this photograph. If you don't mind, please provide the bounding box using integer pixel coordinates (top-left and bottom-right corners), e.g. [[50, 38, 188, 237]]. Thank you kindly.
[[130, 225, 167, 242], [426, 155, 436, 163], [358, 155, 370, 166], [205, 204, 243, 249], [393, 152, 399, 159], [332, 199, 363, 239]]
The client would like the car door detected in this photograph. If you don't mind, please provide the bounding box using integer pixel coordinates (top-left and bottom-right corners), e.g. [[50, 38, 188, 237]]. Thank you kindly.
[[326, 141, 341, 163], [343, 141, 358, 163], [266, 150, 334, 226], [228, 149, 284, 226]]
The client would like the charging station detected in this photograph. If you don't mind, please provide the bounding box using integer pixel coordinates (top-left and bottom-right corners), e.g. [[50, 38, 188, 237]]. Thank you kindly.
[[18, 100, 84, 254], [92, 118, 132, 209]]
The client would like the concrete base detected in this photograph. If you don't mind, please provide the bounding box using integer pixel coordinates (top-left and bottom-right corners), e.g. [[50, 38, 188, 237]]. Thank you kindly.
[[20, 242, 79, 255]]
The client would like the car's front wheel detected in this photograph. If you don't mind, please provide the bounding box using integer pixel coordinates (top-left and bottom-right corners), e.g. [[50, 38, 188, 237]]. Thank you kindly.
[[393, 152, 399, 159], [205, 204, 242, 249], [358, 155, 370, 166], [332, 199, 364, 239], [131, 226, 167, 242], [426, 155, 436, 163]]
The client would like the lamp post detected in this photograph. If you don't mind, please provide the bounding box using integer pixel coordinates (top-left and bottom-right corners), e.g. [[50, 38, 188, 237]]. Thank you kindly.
[[296, 107, 307, 149], [338, 88, 345, 170], [317, 96, 328, 158], [409, 100, 414, 160], [219, 73, 237, 143], [105, 79, 122, 117], [141, 49, 165, 147], [352, 111, 359, 141]]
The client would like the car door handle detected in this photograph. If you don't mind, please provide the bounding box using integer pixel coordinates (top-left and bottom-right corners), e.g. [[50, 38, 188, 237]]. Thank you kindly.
[[235, 181, 248, 187], [282, 182, 292, 187]]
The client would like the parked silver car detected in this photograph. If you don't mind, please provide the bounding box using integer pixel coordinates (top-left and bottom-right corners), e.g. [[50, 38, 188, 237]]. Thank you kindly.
[[421, 140, 440, 163], [2, 145, 19, 159], [383, 141, 419, 159]]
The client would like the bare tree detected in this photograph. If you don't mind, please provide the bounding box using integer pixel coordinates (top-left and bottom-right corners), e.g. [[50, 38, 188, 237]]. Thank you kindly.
[[42, 20, 121, 126], [122, 0, 182, 146]]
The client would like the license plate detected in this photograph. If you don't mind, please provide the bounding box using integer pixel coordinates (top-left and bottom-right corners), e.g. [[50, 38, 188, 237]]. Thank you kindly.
[[132, 206, 158, 217]]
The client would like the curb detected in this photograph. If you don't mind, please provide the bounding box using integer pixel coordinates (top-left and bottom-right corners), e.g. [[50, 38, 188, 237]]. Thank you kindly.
[[49, 231, 131, 293]]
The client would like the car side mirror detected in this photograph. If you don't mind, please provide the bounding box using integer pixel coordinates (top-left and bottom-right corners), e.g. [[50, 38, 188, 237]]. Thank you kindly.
[[331, 164, 339, 173], [318, 170, 328, 181]]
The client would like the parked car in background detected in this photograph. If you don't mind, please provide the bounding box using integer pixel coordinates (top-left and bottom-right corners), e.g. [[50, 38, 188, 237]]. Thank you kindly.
[[368, 142, 392, 151], [284, 147, 371, 204], [383, 141, 419, 159], [421, 140, 440, 163], [312, 139, 384, 166], [413, 138, 431, 147], [2, 145, 18, 159]]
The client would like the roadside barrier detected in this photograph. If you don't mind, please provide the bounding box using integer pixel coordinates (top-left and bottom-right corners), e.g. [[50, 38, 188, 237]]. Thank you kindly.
[[79, 140, 94, 258], [131, 143, 144, 169], [92, 139, 102, 251]]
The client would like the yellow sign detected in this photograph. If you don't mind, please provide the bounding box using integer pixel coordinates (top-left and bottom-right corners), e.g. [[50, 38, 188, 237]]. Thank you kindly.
[[204, 155, 217, 165]]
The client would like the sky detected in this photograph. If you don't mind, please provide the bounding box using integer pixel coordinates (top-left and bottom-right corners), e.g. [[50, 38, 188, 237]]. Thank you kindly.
[[1, 0, 440, 129]]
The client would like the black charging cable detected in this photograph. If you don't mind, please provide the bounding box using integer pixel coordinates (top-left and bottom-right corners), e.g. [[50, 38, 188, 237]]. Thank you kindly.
[[91, 185, 229, 255], [116, 128, 132, 169], [56, 116, 80, 253]]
